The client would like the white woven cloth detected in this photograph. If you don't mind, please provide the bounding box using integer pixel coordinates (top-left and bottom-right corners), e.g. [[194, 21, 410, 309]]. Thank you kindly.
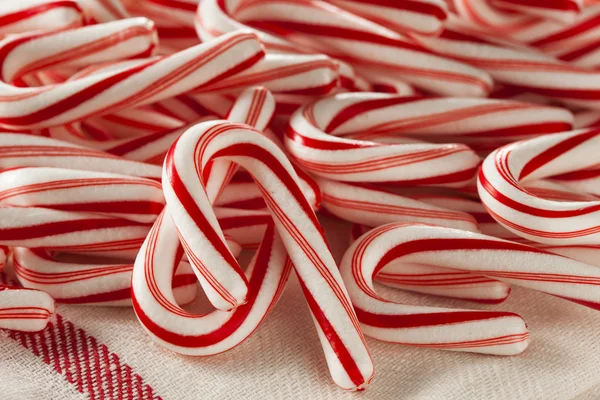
[[1, 217, 599, 399]]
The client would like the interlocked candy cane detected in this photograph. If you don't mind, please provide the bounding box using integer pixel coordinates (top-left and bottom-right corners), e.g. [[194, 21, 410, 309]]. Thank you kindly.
[[317, 177, 480, 231], [0, 133, 162, 179], [286, 93, 572, 186], [478, 127, 600, 245], [343, 222, 600, 353], [0, 245, 54, 332], [411, 17, 600, 110], [0, 0, 85, 37], [132, 209, 296, 358], [0, 167, 164, 223], [197, 0, 493, 97], [139, 120, 373, 390], [12, 248, 198, 306], [0, 29, 264, 129], [349, 223, 512, 303], [327, 0, 448, 35]]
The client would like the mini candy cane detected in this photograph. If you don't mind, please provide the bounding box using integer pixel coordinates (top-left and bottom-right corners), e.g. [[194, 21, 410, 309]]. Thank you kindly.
[[342, 223, 529, 354], [132, 209, 295, 358], [491, 0, 582, 23], [411, 17, 600, 110], [192, 53, 340, 96], [286, 93, 571, 186], [0, 29, 264, 129], [327, 0, 448, 35], [0, 245, 54, 332], [349, 223, 512, 303], [0, 133, 162, 179], [453, 0, 581, 30], [478, 128, 600, 245], [78, 0, 130, 22], [0, 167, 164, 223], [317, 177, 480, 231], [139, 120, 373, 390], [343, 222, 600, 353], [197, 0, 493, 97], [0, 18, 158, 85], [12, 248, 198, 306], [0, 0, 85, 37], [0, 285, 55, 332]]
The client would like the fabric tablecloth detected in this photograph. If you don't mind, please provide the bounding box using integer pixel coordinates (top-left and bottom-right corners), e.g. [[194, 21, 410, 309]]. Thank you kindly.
[[1, 217, 599, 400]]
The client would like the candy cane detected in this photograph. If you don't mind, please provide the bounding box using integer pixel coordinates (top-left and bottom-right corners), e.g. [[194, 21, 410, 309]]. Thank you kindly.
[[196, 0, 493, 97], [12, 248, 197, 306], [317, 177, 480, 231], [142, 120, 373, 389], [453, 0, 581, 30], [343, 222, 600, 353], [0, 285, 55, 332], [478, 127, 600, 245], [491, 0, 582, 23], [0, 0, 85, 37], [286, 93, 571, 186], [0, 29, 264, 129], [0, 18, 158, 85], [411, 17, 600, 110], [197, 53, 340, 96], [132, 208, 296, 359], [341, 223, 529, 354], [0, 133, 162, 179], [327, 0, 448, 35], [0, 167, 164, 223], [78, 0, 130, 22], [349, 223, 512, 303], [0, 245, 53, 332]]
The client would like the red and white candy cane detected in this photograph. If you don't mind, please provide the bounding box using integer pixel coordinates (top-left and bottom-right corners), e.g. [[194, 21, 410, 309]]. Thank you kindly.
[[0, 0, 85, 37], [0, 17, 158, 85], [0, 246, 54, 332], [317, 178, 480, 231], [136, 120, 373, 390], [349, 223, 512, 303], [0, 28, 264, 129], [132, 209, 295, 357], [411, 17, 600, 110], [12, 248, 197, 306], [327, 0, 448, 35], [78, 0, 130, 22], [478, 127, 600, 245], [0, 133, 162, 179], [453, 0, 582, 29], [287, 93, 570, 186], [196, 0, 493, 97], [509, 5, 600, 68], [343, 222, 600, 353], [0, 167, 164, 223]]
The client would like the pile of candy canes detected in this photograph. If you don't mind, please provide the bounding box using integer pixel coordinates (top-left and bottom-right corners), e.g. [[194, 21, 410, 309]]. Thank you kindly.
[[1, 0, 600, 391]]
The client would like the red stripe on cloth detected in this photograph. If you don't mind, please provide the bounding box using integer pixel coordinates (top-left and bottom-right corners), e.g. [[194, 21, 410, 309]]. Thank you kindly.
[[4, 314, 163, 400]]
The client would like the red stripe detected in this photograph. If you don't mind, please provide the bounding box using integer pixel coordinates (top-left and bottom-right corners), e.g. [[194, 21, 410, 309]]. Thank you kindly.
[[0, 1, 82, 28], [519, 129, 600, 180], [297, 277, 367, 388], [340, 0, 447, 19]]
